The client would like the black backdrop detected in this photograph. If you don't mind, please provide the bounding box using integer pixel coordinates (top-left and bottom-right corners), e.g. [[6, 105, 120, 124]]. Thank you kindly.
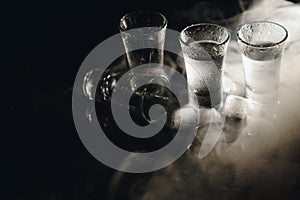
[[7, 0, 299, 199]]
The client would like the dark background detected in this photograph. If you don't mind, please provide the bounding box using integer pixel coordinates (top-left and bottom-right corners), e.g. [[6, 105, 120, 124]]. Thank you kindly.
[[7, 0, 299, 199]]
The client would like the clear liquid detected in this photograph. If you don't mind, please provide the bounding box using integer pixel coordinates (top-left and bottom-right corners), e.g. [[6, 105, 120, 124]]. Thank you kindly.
[[242, 54, 281, 104], [183, 41, 224, 108], [126, 48, 164, 69]]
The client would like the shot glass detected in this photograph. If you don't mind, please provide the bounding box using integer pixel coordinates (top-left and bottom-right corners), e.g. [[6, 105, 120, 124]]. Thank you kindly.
[[119, 11, 170, 123], [119, 10, 168, 92], [179, 23, 230, 109], [237, 21, 288, 104]]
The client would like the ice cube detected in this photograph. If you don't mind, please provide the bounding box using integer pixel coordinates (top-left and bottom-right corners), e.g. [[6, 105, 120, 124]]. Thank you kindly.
[[171, 106, 200, 130], [171, 106, 221, 130], [223, 75, 245, 96], [223, 95, 249, 119]]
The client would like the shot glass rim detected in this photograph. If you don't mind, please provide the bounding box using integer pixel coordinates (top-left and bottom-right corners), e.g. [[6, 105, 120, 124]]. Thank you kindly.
[[179, 23, 231, 46], [118, 10, 168, 32], [236, 21, 288, 49]]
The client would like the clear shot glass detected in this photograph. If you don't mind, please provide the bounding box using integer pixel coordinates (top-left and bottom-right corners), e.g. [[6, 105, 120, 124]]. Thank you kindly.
[[237, 21, 288, 104], [179, 23, 230, 109], [119, 11, 170, 124], [119, 10, 168, 92]]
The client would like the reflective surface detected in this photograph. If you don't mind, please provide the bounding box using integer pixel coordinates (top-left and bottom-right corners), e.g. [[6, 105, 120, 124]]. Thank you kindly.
[[15, 0, 300, 199]]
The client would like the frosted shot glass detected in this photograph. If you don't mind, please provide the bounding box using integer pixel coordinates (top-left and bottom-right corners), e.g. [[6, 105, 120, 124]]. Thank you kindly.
[[179, 23, 230, 109], [237, 21, 288, 104]]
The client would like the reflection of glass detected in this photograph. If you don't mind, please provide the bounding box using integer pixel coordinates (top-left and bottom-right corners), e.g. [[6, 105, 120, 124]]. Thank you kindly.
[[179, 23, 230, 109], [119, 11, 168, 92], [237, 21, 288, 104], [82, 56, 128, 103]]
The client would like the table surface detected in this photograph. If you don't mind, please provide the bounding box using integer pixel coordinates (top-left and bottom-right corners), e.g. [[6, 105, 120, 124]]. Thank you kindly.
[[11, 0, 300, 199]]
